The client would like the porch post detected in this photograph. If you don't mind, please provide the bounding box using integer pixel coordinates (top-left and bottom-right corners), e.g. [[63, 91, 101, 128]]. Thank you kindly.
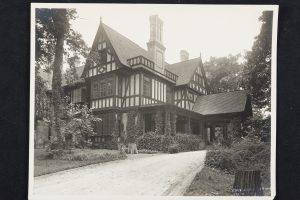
[[171, 113, 177, 135], [186, 117, 191, 134], [210, 124, 215, 142], [164, 110, 171, 135]]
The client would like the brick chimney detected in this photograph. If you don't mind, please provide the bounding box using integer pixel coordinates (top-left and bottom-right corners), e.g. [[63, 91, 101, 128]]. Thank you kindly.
[[180, 50, 189, 62], [147, 15, 166, 71]]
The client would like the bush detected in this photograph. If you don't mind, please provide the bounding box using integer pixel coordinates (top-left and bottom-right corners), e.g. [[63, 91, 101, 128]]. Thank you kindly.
[[161, 135, 175, 152], [137, 132, 204, 152], [168, 143, 179, 154], [137, 132, 162, 151], [205, 149, 237, 173], [174, 133, 202, 152], [204, 136, 270, 187]]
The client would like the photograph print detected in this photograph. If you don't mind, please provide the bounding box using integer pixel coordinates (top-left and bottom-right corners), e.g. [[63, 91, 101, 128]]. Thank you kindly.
[[29, 3, 278, 200]]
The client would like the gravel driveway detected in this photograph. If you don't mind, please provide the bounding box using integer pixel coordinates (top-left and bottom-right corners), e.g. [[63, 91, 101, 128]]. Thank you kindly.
[[33, 150, 206, 196]]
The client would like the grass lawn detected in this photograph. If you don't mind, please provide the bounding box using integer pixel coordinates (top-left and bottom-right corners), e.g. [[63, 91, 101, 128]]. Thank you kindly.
[[184, 166, 234, 196], [34, 149, 127, 177]]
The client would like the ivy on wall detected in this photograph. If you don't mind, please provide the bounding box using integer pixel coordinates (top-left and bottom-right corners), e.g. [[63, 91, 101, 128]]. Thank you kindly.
[[135, 112, 144, 137], [126, 110, 137, 143], [164, 111, 171, 136], [155, 110, 163, 135], [170, 113, 177, 136]]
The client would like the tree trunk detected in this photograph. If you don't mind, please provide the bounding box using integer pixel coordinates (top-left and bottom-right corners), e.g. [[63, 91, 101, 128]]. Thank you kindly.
[[51, 9, 67, 149]]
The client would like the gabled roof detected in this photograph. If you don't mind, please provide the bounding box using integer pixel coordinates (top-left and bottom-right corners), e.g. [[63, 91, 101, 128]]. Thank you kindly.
[[165, 58, 200, 86], [102, 23, 151, 67], [193, 90, 250, 115]]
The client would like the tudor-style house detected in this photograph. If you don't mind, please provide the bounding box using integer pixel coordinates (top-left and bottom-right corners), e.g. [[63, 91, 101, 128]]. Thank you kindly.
[[67, 15, 252, 147]]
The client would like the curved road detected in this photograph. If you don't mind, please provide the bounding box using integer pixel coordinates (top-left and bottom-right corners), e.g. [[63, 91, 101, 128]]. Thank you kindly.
[[33, 151, 206, 196]]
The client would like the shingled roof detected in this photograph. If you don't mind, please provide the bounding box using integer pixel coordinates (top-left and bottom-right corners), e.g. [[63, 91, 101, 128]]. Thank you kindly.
[[102, 23, 151, 67], [88, 23, 202, 86], [193, 90, 250, 115], [165, 58, 200, 86]]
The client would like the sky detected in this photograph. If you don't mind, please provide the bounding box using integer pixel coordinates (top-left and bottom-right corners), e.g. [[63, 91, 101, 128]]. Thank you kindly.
[[69, 4, 267, 64]]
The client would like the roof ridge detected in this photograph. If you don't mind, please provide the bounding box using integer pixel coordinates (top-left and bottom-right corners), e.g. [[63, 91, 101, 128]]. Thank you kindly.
[[166, 57, 200, 66]]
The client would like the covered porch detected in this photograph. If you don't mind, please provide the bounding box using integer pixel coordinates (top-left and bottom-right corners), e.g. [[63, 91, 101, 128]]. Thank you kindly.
[[139, 104, 206, 138]]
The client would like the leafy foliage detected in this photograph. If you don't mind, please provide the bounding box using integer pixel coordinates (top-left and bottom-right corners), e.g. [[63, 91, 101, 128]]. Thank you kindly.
[[174, 133, 203, 152], [35, 68, 50, 121], [243, 11, 273, 111], [62, 103, 101, 149], [154, 110, 164, 134], [64, 55, 80, 84], [205, 136, 270, 187], [36, 8, 89, 149], [137, 132, 203, 153], [204, 54, 243, 93], [137, 132, 162, 151], [35, 8, 89, 70], [126, 110, 139, 144]]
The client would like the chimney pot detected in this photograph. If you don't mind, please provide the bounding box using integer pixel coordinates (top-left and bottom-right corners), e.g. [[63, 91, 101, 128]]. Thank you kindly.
[[180, 50, 189, 61]]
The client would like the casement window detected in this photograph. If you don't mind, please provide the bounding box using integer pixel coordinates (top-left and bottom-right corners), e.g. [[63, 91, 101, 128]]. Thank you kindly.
[[143, 76, 151, 97], [91, 77, 114, 99], [92, 82, 99, 99], [107, 81, 113, 96]]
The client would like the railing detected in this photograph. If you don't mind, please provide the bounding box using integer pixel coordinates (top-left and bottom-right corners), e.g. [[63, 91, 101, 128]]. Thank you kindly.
[[127, 56, 178, 82], [127, 56, 154, 69], [164, 69, 178, 82]]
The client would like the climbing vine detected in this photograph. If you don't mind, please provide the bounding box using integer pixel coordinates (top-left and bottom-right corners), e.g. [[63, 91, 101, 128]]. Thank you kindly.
[[155, 110, 163, 135], [164, 111, 171, 136], [170, 113, 177, 136]]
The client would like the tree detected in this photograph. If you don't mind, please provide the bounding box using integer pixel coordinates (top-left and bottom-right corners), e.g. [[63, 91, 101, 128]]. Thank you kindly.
[[243, 11, 273, 111], [62, 103, 101, 149], [64, 55, 80, 84], [35, 8, 89, 149], [204, 54, 243, 93], [35, 66, 50, 123]]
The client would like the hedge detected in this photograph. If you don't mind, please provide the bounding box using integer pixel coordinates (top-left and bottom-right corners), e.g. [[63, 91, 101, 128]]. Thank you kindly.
[[137, 132, 204, 153]]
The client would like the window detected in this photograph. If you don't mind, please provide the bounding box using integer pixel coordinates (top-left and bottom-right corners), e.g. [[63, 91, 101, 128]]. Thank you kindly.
[[92, 82, 99, 99], [91, 77, 114, 99], [107, 81, 113, 96], [143, 76, 151, 97]]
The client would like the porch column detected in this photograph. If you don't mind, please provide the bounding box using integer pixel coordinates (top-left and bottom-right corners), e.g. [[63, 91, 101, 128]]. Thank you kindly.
[[164, 110, 171, 135], [222, 124, 228, 140], [210, 124, 216, 142], [200, 121, 207, 142], [170, 113, 177, 135], [186, 117, 191, 134]]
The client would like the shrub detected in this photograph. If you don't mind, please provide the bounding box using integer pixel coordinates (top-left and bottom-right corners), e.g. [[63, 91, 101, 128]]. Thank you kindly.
[[174, 133, 202, 152], [205, 149, 237, 173], [204, 136, 271, 187], [168, 143, 179, 154], [161, 135, 175, 152], [137, 132, 162, 151]]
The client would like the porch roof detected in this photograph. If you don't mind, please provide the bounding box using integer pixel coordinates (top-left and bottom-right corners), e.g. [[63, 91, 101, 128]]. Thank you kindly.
[[193, 90, 251, 116]]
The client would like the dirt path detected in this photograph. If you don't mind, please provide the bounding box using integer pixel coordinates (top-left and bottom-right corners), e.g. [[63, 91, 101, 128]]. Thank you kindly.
[[33, 151, 206, 196]]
